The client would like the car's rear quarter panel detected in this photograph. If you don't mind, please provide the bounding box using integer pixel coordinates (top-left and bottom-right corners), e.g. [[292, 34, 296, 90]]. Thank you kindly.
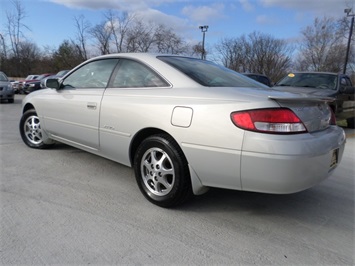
[[99, 86, 284, 190]]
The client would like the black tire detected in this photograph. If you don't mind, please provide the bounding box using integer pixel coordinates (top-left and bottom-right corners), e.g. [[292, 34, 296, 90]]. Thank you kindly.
[[133, 134, 193, 207], [8, 99, 14, 103], [347, 117, 355, 129], [19, 109, 53, 149]]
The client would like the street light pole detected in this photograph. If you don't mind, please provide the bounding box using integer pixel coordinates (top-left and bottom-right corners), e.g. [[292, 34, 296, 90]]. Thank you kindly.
[[343, 8, 354, 74], [199, 25, 209, 60]]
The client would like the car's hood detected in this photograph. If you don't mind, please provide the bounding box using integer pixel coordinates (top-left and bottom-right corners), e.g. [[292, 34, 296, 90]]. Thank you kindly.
[[272, 86, 337, 97], [27, 80, 41, 84], [21, 79, 37, 83]]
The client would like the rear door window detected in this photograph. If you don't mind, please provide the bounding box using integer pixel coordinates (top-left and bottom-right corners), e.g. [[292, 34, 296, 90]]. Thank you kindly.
[[111, 59, 169, 88]]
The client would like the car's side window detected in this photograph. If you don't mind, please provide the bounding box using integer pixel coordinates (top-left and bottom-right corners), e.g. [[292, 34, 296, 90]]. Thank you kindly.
[[112, 59, 169, 88], [340, 77, 351, 86], [63, 59, 119, 89]]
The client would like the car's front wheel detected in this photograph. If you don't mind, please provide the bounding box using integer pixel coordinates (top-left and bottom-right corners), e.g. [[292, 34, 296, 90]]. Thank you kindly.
[[19, 109, 53, 149], [133, 134, 193, 207]]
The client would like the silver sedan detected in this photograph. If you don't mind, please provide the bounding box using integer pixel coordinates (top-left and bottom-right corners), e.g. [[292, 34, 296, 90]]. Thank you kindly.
[[19, 53, 346, 207], [0, 71, 15, 103]]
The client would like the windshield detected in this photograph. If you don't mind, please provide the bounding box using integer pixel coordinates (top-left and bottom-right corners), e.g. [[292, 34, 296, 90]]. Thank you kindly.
[[276, 73, 338, 90], [35, 74, 50, 80], [25, 75, 37, 80], [0, 72, 8, 81], [158, 56, 266, 88]]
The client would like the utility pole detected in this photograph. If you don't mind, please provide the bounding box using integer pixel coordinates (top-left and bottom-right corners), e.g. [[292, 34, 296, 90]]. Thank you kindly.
[[199, 25, 209, 60], [343, 8, 354, 74]]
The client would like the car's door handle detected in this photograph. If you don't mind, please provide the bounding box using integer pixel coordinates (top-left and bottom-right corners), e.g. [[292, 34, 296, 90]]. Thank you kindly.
[[87, 102, 97, 110]]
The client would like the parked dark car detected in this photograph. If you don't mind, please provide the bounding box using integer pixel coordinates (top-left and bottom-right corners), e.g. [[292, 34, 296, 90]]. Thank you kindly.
[[23, 73, 55, 94], [39, 70, 70, 90], [17, 75, 39, 94], [243, 73, 272, 87], [55, 70, 70, 77], [273, 72, 355, 128], [0, 71, 15, 103]]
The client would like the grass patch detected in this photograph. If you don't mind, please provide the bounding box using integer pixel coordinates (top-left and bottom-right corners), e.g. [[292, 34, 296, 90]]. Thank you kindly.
[[337, 119, 347, 127]]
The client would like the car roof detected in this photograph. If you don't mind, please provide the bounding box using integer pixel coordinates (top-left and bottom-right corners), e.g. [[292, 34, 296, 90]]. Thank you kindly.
[[86, 53, 186, 62]]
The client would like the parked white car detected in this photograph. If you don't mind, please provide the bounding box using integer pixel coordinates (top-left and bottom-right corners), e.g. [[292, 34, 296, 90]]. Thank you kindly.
[[20, 53, 346, 207]]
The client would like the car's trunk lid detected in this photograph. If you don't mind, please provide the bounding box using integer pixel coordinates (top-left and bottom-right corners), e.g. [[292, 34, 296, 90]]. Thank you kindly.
[[272, 86, 337, 97], [269, 95, 334, 132]]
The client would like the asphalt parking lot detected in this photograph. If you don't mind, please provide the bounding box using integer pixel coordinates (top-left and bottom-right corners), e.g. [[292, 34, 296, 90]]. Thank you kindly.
[[1, 95, 354, 265]]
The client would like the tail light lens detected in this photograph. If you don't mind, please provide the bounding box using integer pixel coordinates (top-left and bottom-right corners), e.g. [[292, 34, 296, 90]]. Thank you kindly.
[[231, 108, 307, 134], [329, 107, 337, 125]]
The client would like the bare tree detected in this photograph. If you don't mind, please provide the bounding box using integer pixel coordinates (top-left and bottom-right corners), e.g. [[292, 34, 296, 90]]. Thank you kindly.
[[216, 32, 293, 82], [53, 40, 83, 70], [191, 43, 204, 58], [104, 10, 136, 53], [155, 25, 188, 54], [295, 17, 347, 72], [0, 33, 7, 69], [73, 15, 91, 60], [5, 0, 30, 58], [216, 36, 251, 72], [90, 21, 111, 55], [18, 41, 41, 74], [125, 20, 156, 52], [0, 33, 7, 58]]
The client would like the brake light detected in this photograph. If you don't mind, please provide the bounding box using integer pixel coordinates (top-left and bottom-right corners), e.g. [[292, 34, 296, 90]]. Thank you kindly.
[[231, 108, 307, 134], [329, 107, 336, 125]]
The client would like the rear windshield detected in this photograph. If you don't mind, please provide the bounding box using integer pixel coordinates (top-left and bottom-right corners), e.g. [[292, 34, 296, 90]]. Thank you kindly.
[[276, 73, 338, 90], [158, 56, 265, 88]]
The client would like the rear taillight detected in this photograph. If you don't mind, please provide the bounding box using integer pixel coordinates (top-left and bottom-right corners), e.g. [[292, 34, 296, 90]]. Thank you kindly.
[[329, 107, 337, 125], [231, 108, 307, 134]]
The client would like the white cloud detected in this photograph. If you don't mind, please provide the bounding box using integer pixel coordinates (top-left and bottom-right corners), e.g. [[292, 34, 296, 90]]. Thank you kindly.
[[135, 8, 190, 32], [48, 0, 197, 41], [239, 0, 254, 12], [259, 0, 354, 17], [48, 0, 178, 11], [256, 15, 278, 24], [49, 0, 124, 10], [181, 3, 225, 24]]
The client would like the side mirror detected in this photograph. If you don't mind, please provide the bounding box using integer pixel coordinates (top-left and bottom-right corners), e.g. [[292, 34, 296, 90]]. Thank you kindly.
[[45, 78, 60, 90], [340, 86, 355, 94]]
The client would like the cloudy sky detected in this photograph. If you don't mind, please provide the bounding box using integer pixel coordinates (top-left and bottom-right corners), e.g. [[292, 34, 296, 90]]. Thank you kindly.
[[1, 0, 354, 52]]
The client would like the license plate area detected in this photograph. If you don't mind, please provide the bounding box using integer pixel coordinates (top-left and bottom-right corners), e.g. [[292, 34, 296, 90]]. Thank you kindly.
[[330, 149, 339, 169]]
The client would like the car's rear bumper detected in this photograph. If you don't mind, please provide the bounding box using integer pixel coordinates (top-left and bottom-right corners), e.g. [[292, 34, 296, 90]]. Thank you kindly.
[[240, 126, 346, 193]]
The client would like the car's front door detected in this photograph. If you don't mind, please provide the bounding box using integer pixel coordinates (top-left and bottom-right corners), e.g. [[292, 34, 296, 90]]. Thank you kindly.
[[42, 58, 119, 150]]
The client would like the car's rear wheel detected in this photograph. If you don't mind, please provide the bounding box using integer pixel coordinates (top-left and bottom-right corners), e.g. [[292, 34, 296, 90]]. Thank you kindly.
[[133, 134, 193, 207], [19, 109, 53, 149]]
